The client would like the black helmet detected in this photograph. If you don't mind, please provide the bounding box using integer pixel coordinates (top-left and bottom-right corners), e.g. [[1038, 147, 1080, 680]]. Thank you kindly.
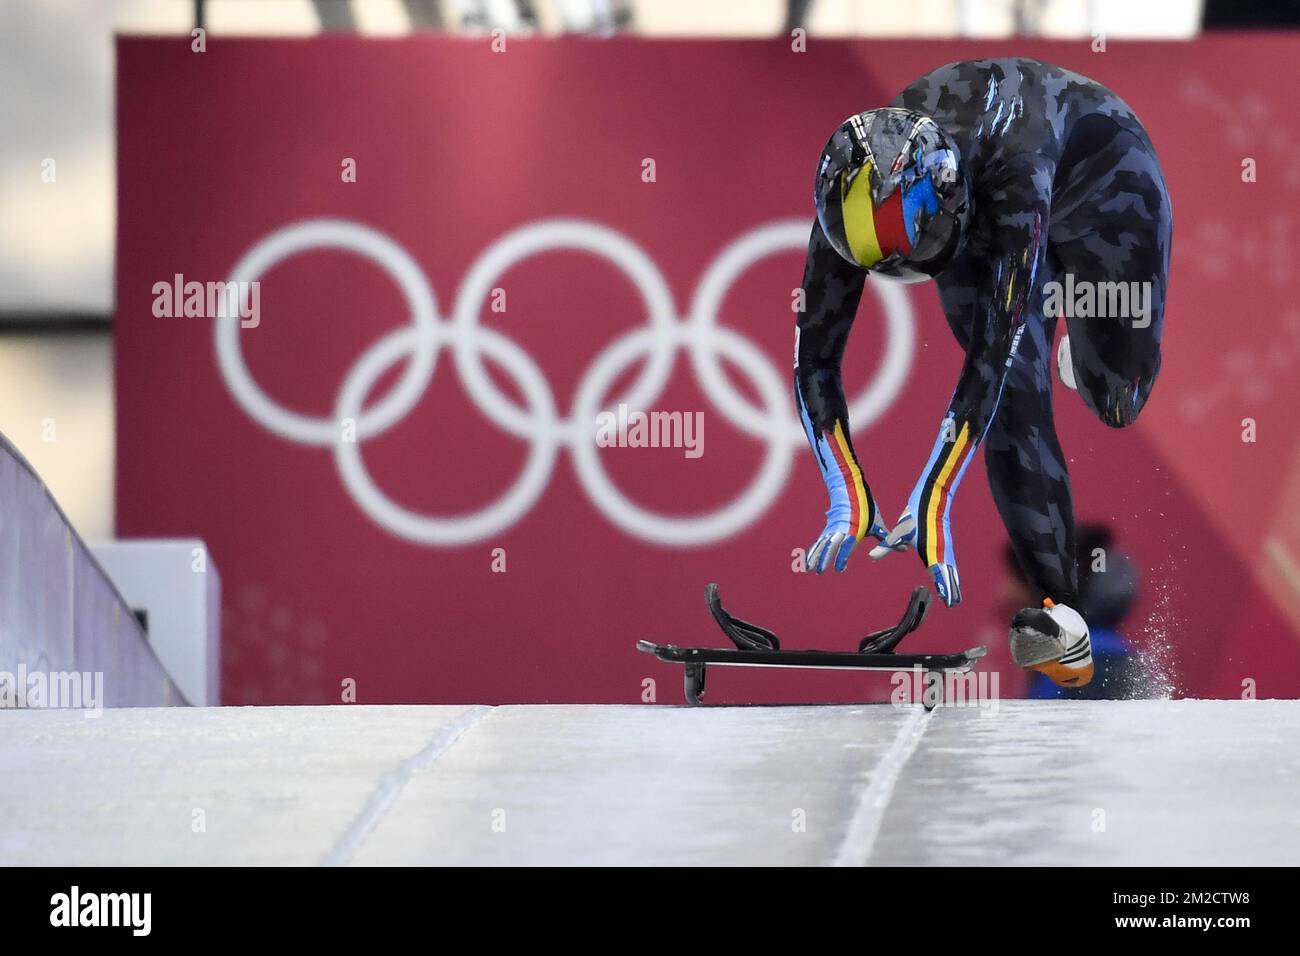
[[814, 108, 970, 280]]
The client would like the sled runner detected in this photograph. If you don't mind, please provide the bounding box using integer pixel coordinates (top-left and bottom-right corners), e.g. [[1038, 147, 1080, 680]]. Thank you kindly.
[[637, 584, 986, 708]]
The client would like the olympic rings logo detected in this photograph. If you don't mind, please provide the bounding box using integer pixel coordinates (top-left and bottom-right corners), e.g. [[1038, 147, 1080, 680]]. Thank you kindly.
[[214, 218, 915, 547]]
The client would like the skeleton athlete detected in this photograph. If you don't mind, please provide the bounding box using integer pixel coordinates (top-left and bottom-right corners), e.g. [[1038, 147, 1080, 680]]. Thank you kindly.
[[795, 58, 1171, 687]]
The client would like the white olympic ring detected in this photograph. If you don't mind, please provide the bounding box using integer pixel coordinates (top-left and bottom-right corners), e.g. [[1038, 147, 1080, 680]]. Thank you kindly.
[[215, 217, 915, 546]]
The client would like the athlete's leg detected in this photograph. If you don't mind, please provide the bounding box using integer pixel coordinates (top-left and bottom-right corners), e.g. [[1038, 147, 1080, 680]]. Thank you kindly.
[[983, 307, 1079, 606], [990, 292, 1095, 686], [1051, 123, 1172, 426]]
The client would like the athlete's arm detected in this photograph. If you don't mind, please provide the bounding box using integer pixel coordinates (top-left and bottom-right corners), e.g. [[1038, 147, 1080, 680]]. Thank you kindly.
[[794, 218, 886, 573], [877, 158, 1052, 605]]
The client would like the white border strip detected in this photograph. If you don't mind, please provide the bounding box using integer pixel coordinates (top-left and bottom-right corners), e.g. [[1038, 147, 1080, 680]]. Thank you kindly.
[[321, 705, 492, 866], [833, 706, 935, 867]]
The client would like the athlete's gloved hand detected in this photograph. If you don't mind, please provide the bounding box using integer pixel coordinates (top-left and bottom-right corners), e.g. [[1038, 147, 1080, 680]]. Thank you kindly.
[[927, 558, 963, 608], [869, 498, 963, 607], [868, 511, 916, 559], [806, 501, 891, 574], [797, 402, 891, 574]]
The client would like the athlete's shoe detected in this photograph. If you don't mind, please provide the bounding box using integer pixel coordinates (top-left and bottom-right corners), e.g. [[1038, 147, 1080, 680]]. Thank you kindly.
[[1009, 598, 1094, 687], [1056, 335, 1077, 391]]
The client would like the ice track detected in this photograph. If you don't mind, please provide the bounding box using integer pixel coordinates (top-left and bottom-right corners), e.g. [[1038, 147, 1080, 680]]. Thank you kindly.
[[3, 700, 1298, 866]]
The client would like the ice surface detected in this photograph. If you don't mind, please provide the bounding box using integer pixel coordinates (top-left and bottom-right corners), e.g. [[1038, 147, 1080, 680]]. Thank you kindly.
[[2, 700, 1297, 865]]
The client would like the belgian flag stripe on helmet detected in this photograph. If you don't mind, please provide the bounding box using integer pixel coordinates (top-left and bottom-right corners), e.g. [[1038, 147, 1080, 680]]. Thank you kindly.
[[841, 161, 884, 267], [873, 188, 912, 259]]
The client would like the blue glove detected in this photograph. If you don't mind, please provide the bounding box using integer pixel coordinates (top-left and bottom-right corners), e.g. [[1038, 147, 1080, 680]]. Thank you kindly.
[[807, 500, 891, 574], [869, 443, 966, 607], [800, 414, 889, 574]]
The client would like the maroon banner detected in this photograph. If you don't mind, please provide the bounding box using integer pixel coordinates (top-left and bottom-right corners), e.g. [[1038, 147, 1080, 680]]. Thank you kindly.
[[116, 35, 1300, 704]]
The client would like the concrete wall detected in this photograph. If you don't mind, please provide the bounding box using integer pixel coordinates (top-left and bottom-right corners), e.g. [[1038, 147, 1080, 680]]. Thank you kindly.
[[0, 432, 182, 708]]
